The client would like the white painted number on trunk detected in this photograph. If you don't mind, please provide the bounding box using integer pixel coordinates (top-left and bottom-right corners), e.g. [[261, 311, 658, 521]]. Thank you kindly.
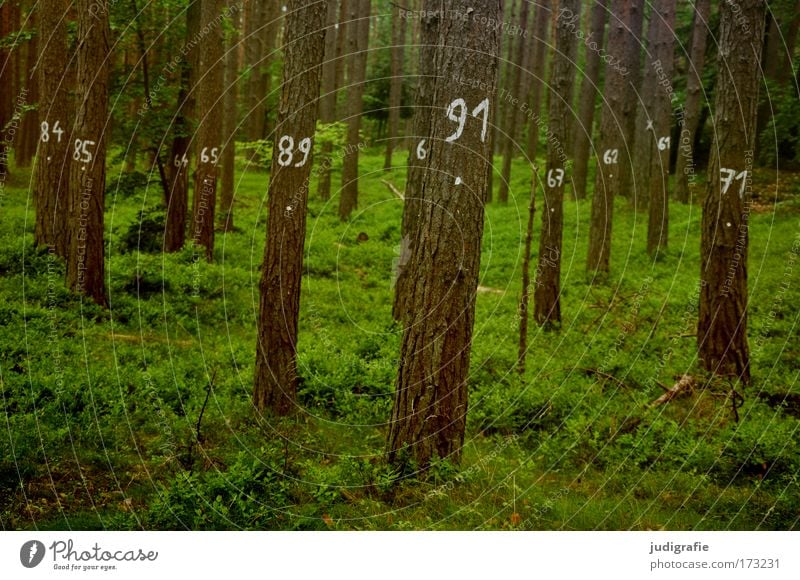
[[720, 168, 747, 198], [603, 149, 619, 165], [201, 147, 219, 165], [277, 135, 312, 167], [445, 97, 490, 143], [73, 139, 95, 164], [40, 121, 64, 143], [173, 153, 188, 168], [657, 136, 670, 151], [547, 168, 565, 187], [416, 139, 427, 160]]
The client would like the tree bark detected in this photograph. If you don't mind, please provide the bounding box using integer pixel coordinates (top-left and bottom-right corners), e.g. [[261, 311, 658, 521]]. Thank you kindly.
[[33, 0, 70, 257], [619, 0, 644, 202], [219, 1, 240, 233], [317, 0, 339, 201], [66, 0, 110, 307], [383, 2, 406, 170], [532, 0, 580, 329], [191, 0, 224, 262], [697, 0, 766, 387], [525, 0, 551, 163], [645, 0, 676, 257], [388, 0, 500, 467], [16, 5, 37, 169], [253, 0, 327, 415], [338, 0, 370, 221], [571, 0, 607, 200], [674, 0, 711, 204], [587, 0, 630, 277]]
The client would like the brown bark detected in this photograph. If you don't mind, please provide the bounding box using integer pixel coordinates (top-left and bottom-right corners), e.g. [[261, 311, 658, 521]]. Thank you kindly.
[[16, 5, 37, 168], [388, 0, 500, 467], [525, 0, 551, 163], [253, 0, 327, 415], [697, 0, 766, 387], [587, 0, 630, 277], [645, 0, 676, 257], [494, 0, 516, 165], [517, 173, 537, 373], [674, 0, 711, 204], [33, 0, 70, 257], [317, 0, 339, 201], [571, 0, 607, 200], [383, 2, 406, 170], [66, 0, 110, 307], [191, 0, 224, 262], [0, 2, 14, 177], [618, 0, 644, 201], [497, 0, 530, 203], [338, 0, 370, 221], [532, 0, 580, 329], [219, 1, 240, 233]]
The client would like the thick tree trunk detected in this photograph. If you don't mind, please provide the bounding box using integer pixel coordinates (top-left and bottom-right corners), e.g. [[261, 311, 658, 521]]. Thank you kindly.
[[532, 0, 580, 329], [388, 0, 499, 467], [33, 0, 70, 257], [525, 0, 551, 163], [392, 8, 438, 321], [674, 0, 711, 204], [317, 0, 339, 201], [645, 0, 676, 257], [497, 0, 530, 203], [697, 0, 765, 386], [191, 0, 224, 262], [66, 0, 110, 307], [587, 0, 630, 277], [571, 0, 607, 201], [338, 0, 370, 221], [383, 2, 406, 170], [254, 0, 327, 415], [219, 2, 240, 233]]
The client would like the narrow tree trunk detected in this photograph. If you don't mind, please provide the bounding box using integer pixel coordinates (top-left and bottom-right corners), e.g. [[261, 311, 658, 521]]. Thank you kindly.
[[244, 0, 264, 141], [525, 0, 551, 163], [494, 0, 517, 165], [674, 0, 711, 204], [571, 0, 607, 200], [191, 0, 224, 262], [16, 7, 37, 169], [697, 0, 765, 386], [497, 0, 531, 203], [383, 2, 406, 170], [253, 0, 328, 415], [317, 0, 339, 201], [338, 0, 370, 221], [532, 0, 580, 329], [0, 2, 14, 177], [66, 0, 110, 307], [645, 0, 676, 256], [619, 0, 644, 202], [220, 1, 240, 233], [587, 0, 630, 277], [33, 0, 70, 257], [388, 0, 500, 467], [517, 174, 536, 373]]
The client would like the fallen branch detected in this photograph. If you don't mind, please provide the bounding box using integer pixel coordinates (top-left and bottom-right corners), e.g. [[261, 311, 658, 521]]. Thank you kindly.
[[578, 367, 632, 391], [649, 374, 696, 408], [381, 179, 404, 200]]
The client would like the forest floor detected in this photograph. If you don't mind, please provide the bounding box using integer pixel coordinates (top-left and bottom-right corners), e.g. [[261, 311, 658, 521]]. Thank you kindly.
[[1, 150, 799, 530]]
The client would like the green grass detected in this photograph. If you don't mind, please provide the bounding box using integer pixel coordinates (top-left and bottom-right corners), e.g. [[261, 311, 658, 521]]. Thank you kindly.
[[0, 149, 798, 530]]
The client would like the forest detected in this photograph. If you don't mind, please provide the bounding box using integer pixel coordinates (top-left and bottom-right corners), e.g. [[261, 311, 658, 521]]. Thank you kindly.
[[0, 0, 799, 531]]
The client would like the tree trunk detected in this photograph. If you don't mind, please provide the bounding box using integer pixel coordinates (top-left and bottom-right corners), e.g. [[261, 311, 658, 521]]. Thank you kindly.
[[383, 2, 406, 170], [392, 8, 438, 321], [66, 0, 110, 307], [645, 0, 676, 256], [219, 1, 240, 233], [244, 1, 264, 141], [525, 0, 551, 163], [494, 0, 516, 165], [697, 0, 765, 387], [571, 0, 607, 200], [191, 0, 224, 262], [317, 0, 339, 201], [388, 0, 500, 467], [587, 0, 630, 277], [16, 6, 37, 169], [0, 1, 14, 177], [338, 0, 370, 221], [33, 0, 70, 257], [619, 0, 644, 201], [532, 0, 580, 329], [253, 0, 328, 415], [497, 0, 531, 203], [674, 0, 711, 204]]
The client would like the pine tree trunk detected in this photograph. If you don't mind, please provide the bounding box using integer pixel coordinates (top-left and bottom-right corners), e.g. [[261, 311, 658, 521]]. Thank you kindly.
[[497, 0, 530, 203], [219, 2, 240, 233], [571, 0, 607, 200], [525, 0, 551, 163], [388, 0, 500, 467], [191, 0, 224, 262], [587, 0, 630, 277], [619, 0, 644, 202], [338, 0, 370, 221], [245, 1, 264, 141], [317, 0, 339, 201], [697, 0, 765, 386], [645, 0, 676, 256], [66, 0, 110, 307], [253, 0, 328, 415], [0, 2, 14, 177], [33, 0, 70, 257], [674, 0, 710, 204], [383, 2, 406, 170], [16, 6, 37, 169], [532, 0, 580, 330]]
